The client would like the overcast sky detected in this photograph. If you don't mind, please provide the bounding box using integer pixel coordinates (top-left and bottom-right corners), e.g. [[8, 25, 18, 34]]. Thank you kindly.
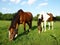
[[0, 0, 60, 16]]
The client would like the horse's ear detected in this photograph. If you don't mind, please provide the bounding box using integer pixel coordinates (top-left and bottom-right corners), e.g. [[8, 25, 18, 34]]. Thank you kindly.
[[18, 9, 24, 13], [47, 13, 48, 14], [20, 9, 23, 11]]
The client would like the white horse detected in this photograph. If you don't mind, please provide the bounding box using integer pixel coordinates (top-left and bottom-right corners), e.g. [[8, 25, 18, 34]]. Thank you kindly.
[[38, 12, 54, 33]]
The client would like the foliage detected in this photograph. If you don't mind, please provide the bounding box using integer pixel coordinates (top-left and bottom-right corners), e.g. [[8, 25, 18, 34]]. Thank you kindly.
[[1, 14, 13, 20], [55, 16, 60, 21], [0, 12, 2, 19], [33, 14, 40, 21], [0, 12, 15, 20]]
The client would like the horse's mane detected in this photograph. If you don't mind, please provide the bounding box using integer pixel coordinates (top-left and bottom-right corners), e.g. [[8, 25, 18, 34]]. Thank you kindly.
[[18, 9, 24, 13], [9, 13, 20, 30]]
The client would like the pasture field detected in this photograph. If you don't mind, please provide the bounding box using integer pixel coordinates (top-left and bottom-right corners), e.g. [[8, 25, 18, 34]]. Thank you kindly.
[[0, 20, 60, 45]]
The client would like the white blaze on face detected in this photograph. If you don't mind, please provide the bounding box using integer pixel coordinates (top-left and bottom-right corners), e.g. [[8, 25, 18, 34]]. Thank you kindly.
[[9, 31, 10, 38]]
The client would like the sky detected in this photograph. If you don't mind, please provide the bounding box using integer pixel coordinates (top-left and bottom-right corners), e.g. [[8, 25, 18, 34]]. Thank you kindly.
[[0, 0, 60, 16]]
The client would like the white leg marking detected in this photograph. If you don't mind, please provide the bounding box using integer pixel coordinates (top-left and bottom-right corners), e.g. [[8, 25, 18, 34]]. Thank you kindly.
[[51, 21, 53, 30], [44, 21, 46, 32], [48, 22, 50, 30]]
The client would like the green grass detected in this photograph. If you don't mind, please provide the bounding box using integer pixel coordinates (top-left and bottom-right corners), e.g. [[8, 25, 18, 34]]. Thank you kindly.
[[0, 20, 60, 45]]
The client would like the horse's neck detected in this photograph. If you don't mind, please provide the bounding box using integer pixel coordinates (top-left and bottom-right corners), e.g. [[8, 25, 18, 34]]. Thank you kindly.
[[41, 15, 43, 19], [11, 19, 19, 29]]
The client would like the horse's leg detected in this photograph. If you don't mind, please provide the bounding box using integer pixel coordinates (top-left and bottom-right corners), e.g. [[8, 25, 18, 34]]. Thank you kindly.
[[27, 22, 31, 32], [51, 21, 53, 30], [44, 21, 46, 32], [23, 22, 26, 32], [37, 19, 42, 33], [41, 22, 44, 32], [48, 22, 50, 30], [29, 20, 32, 31], [15, 23, 18, 38], [27, 22, 30, 31], [30, 20, 32, 29]]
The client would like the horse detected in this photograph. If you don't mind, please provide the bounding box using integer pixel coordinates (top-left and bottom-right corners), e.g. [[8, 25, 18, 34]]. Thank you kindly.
[[38, 12, 54, 33], [9, 9, 33, 41]]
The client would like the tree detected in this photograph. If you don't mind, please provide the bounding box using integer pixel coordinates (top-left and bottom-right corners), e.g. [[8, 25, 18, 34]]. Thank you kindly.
[[33, 14, 40, 21], [56, 16, 60, 21], [0, 12, 3, 19]]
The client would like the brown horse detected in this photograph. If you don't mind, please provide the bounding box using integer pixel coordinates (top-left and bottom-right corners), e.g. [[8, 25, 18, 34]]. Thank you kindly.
[[9, 9, 33, 41], [38, 12, 54, 33]]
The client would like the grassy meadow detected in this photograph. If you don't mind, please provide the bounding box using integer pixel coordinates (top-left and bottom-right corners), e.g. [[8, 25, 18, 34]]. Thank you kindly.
[[0, 20, 60, 45]]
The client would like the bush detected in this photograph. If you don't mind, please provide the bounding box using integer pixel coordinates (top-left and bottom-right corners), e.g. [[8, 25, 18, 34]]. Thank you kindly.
[[55, 16, 60, 21]]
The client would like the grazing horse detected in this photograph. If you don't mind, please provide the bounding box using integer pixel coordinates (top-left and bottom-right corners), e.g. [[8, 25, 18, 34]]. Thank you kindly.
[[38, 12, 54, 33], [9, 9, 33, 41]]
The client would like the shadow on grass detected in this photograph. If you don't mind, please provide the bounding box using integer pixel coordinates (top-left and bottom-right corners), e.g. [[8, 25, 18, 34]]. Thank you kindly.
[[14, 26, 37, 40], [46, 25, 52, 27], [50, 34, 58, 45], [32, 25, 37, 30], [13, 30, 29, 40], [0, 42, 3, 45]]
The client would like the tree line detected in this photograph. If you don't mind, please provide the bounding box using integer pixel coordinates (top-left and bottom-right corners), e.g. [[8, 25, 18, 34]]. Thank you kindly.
[[0, 12, 15, 20], [0, 12, 60, 21]]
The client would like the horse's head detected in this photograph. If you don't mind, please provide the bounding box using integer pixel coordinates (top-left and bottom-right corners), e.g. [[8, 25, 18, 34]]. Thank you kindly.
[[9, 27, 17, 41]]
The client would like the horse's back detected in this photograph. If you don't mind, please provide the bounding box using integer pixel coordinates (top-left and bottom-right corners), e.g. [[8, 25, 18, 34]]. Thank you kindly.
[[24, 12, 33, 21], [25, 12, 33, 18], [47, 13, 54, 21]]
